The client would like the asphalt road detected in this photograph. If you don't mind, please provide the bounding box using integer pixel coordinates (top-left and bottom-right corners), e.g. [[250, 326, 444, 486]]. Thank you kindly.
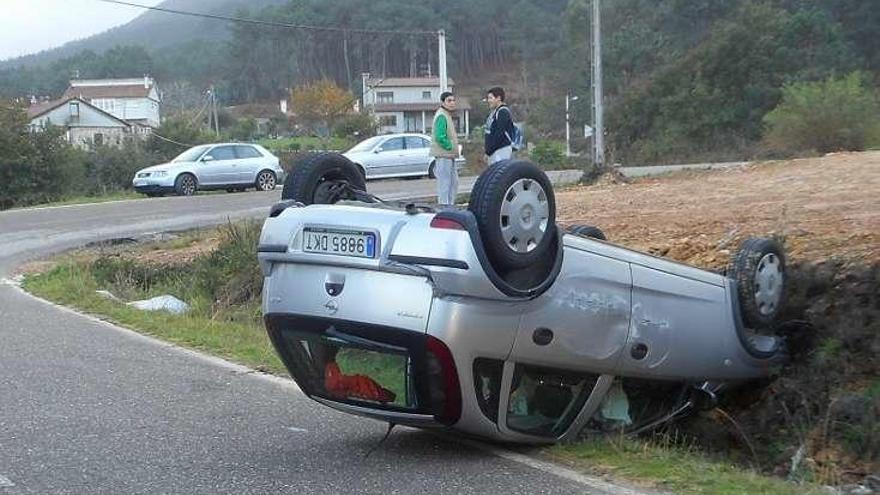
[[0, 177, 638, 495]]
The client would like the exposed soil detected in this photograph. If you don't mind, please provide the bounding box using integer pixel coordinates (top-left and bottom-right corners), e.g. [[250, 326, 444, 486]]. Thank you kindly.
[[557, 151, 880, 271], [559, 151, 880, 484]]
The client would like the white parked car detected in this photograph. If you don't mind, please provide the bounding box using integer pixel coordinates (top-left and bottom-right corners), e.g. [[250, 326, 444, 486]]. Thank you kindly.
[[132, 143, 285, 196], [342, 133, 465, 180]]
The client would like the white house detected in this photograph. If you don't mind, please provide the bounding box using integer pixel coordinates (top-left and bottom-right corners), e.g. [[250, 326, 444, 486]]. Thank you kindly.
[[63, 76, 161, 128], [28, 97, 133, 149], [361, 74, 470, 136]]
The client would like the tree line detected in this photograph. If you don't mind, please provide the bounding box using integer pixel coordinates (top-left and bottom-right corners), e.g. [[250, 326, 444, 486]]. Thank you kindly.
[[1, 0, 877, 164]]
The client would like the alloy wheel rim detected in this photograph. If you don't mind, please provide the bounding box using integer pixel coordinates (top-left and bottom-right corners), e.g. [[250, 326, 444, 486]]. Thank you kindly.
[[183, 177, 195, 195], [499, 178, 549, 254], [754, 253, 783, 316], [258, 172, 275, 190]]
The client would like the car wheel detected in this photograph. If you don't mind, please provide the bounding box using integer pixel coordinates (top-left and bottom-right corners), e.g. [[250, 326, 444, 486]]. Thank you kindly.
[[566, 224, 607, 240], [728, 237, 786, 329], [256, 170, 277, 191], [428, 161, 436, 179], [174, 173, 197, 196], [468, 159, 556, 270], [281, 152, 367, 205]]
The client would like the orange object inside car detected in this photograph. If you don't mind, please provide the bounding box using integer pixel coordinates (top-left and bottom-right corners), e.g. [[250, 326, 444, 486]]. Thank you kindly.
[[324, 361, 396, 403]]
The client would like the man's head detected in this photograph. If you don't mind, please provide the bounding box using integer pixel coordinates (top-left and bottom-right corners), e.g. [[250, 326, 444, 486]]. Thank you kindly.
[[486, 87, 505, 109], [440, 91, 456, 111]]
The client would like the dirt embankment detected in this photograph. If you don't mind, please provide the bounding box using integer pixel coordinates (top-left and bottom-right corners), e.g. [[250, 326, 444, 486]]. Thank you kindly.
[[559, 152, 880, 484]]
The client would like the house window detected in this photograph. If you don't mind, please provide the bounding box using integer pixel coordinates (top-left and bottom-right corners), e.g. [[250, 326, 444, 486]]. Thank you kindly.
[[94, 133, 104, 146], [378, 115, 397, 127], [422, 91, 432, 100], [376, 92, 394, 104], [69, 102, 80, 118]]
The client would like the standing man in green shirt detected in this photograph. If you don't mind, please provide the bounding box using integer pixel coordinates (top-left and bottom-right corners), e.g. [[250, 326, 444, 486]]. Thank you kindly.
[[431, 91, 460, 206]]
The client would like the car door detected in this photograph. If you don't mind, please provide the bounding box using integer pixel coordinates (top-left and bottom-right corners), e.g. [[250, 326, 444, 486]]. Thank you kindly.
[[371, 137, 407, 178], [199, 145, 238, 186], [404, 136, 432, 176], [234, 145, 264, 183], [499, 250, 633, 440]]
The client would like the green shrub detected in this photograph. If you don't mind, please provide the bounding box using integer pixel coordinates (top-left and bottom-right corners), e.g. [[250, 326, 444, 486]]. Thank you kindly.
[[0, 103, 83, 209], [763, 72, 880, 154], [530, 141, 565, 168], [80, 143, 156, 195], [332, 112, 377, 139]]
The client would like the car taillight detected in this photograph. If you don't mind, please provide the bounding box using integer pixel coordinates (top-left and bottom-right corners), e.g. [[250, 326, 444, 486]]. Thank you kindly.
[[425, 335, 462, 425], [430, 217, 466, 231]]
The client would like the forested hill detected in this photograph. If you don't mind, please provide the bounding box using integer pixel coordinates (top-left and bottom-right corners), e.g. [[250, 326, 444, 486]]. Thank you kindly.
[[0, 0, 286, 69], [2, 0, 877, 164]]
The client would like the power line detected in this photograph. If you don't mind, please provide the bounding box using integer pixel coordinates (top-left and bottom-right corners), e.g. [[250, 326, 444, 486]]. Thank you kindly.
[[94, 0, 437, 36]]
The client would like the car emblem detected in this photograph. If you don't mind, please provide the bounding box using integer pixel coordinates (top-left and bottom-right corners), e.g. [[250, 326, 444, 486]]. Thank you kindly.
[[324, 299, 339, 315]]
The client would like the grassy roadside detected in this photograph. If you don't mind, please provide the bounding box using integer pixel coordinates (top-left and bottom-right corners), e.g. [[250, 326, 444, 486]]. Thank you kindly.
[[20, 220, 830, 495], [548, 438, 824, 495], [10, 190, 144, 210]]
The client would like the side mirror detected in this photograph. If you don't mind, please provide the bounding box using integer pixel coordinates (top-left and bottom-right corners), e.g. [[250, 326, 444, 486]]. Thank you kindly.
[[373, 148, 381, 154], [202, 155, 215, 162]]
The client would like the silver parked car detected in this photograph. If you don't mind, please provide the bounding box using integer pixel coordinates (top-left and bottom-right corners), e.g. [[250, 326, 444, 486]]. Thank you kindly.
[[343, 133, 465, 180], [132, 143, 284, 196], [258, 153, 788, 444]]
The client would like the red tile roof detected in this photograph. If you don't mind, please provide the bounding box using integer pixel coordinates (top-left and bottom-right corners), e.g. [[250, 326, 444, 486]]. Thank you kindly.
[[63, 84, 154, 100], [366, 77, 456, 88]]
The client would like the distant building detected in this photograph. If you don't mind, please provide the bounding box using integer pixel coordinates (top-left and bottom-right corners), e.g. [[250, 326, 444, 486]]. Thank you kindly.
[[361, 74, 471, 136], [63, 76, 161, 128], [27, 97, 134, 149]]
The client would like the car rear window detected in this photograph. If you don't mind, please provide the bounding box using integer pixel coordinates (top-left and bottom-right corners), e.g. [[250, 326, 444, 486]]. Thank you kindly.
[[235, 145, 262, 159]]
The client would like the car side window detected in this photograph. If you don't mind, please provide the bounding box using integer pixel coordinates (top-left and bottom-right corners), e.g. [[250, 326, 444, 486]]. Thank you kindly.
[[379, 138, 404, 152], [235, 145, 262, 159], [405, 137, 428, 149], [205, 146, 236, 161]]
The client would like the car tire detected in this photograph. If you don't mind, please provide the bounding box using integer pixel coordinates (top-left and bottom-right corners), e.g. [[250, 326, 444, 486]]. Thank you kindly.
[[428, 161, 436, 179], [728, 237, 786, 329], [174, 173, 197, 196], [468, 159, 556, 270], [255, 170, 277, 191], [281, 152, 367, 205], [566, 224, 607, 240]]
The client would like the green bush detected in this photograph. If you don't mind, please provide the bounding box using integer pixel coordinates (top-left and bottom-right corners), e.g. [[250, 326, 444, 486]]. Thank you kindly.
[[332, 113, 377, 139], [79, 143, 156, 195], [530, 141, 565, 168], [763, 72, 880, 154], [146, 117, 216, 162], [0, 103, 83, 209]]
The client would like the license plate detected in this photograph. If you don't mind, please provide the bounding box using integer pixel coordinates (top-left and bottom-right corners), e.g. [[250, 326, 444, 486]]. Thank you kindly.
[[302, 227, 376, 258]]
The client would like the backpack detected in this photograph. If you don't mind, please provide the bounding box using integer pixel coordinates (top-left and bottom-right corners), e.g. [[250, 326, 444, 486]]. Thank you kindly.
[[498, 106, 524, 151], [507, 123, 524, 151]]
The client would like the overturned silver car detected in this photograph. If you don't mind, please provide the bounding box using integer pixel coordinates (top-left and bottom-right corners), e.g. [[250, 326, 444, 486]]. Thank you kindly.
[[258, 153, 787, 443]]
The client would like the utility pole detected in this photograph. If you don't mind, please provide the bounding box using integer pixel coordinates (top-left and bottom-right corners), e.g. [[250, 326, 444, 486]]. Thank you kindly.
[[566, 93, 579, 157], [591, 0, 605, 169], [438, 29, 448, 93]]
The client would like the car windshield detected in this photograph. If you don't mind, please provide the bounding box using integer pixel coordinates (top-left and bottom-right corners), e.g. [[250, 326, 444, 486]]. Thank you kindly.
[[347, 136, 385, 153], [172, 145, 211, 163]]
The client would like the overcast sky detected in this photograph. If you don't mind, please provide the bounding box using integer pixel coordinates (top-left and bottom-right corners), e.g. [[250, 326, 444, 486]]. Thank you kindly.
[[0, 0, 163, 61]]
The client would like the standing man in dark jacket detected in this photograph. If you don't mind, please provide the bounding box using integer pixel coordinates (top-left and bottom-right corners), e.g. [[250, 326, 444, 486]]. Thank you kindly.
[[431, 91, 460, 206], [484, 86, 515, 164]]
